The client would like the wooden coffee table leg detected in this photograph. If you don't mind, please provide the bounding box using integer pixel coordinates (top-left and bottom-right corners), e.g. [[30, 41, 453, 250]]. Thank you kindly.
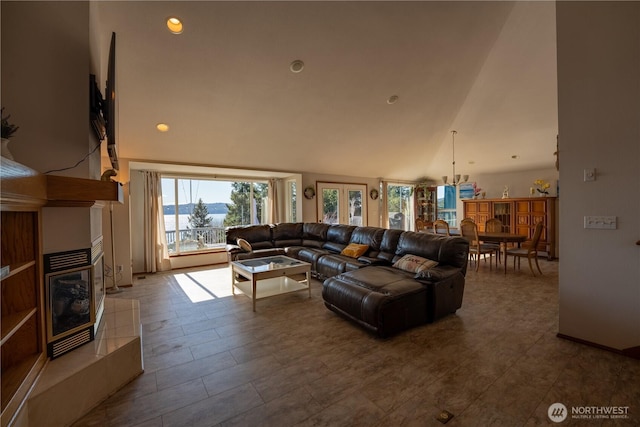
[[252, 277, 257, 312], [231, 267, 236, 295], [306, 270, 311, 299]]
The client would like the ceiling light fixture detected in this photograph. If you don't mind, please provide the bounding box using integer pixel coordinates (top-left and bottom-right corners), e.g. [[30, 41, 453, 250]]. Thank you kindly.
[[387, 95, 399, 105], [167, 17, 183, 34], [442, 130, 469, 186], [156, 123, 169, 132], [290, 60, 304, 73]]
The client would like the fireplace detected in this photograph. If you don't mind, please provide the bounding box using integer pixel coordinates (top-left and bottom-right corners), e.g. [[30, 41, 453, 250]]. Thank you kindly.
[[44, 238, 105, 359]]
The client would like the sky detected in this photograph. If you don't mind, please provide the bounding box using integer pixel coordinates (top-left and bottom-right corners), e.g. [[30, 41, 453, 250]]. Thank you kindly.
[[161, 178, 232, 205]]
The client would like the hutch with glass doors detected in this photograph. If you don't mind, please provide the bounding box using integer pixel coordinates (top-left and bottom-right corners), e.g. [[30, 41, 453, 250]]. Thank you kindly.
[[463, 196, 557, 259], [414, 184, 437, 228]]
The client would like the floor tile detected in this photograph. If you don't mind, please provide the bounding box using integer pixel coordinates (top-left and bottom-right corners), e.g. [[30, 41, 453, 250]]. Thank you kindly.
[[71, 260, 640, 427]]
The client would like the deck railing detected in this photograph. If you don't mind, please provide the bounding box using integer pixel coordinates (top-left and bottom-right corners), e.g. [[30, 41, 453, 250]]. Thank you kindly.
[[166, 226, 227, 251]]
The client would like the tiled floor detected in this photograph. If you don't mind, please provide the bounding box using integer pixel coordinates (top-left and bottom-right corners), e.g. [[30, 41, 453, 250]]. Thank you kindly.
[[73, 258, 639, 426]]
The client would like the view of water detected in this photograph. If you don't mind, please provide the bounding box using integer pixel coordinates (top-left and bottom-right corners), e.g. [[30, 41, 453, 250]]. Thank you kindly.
[[164, 213, 226, 232]]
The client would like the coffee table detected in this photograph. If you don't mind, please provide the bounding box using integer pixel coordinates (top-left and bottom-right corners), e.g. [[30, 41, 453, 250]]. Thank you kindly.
[[231, 255, 311, 311]]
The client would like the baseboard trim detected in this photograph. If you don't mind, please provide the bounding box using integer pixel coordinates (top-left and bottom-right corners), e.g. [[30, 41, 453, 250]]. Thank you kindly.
[[557, 333, 640, 360]]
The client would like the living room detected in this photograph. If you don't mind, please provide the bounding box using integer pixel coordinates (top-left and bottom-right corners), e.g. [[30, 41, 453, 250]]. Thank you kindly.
[[1, 1, 638, 426]]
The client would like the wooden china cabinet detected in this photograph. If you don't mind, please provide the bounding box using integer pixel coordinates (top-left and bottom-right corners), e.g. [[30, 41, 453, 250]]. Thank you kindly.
[[414, 184, 437, 227], [0, 157, 121, 426], [463, 196, 557, 259]]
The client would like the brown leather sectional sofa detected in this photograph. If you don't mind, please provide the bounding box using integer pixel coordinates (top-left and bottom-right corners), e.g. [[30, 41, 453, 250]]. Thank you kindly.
[[226, 222, 469, 337]]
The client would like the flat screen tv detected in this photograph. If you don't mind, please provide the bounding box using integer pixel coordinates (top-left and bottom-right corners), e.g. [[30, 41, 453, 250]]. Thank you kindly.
[[89, 74, 105, 141], [104, 32, 119, 171]]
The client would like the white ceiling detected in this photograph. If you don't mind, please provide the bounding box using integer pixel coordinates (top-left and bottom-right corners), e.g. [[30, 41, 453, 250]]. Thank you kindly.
[[94, 1, 558, 181]]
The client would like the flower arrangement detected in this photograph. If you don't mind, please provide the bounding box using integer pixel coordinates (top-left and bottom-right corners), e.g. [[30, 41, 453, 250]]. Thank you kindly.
[[533, 179, 550, 195], [473, 183, 483, 198], [1, 108, 19, 139]]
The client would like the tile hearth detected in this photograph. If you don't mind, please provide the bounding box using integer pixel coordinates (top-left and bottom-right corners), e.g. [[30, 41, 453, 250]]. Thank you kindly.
[[72, 260, 639, 426], [23, 298, 142, 427]]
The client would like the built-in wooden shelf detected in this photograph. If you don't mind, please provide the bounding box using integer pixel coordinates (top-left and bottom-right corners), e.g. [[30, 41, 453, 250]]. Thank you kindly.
[[1, 308, 38, 346]]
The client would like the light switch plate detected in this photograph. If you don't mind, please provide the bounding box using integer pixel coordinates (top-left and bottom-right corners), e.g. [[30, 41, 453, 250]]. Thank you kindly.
[[584, 216, 616, 229]]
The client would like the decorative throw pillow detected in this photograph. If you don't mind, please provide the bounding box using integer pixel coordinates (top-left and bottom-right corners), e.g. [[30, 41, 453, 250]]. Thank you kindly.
[[393, 254, 438, 273], [341, 243, 369, 258], [236, 238, 253, 252]]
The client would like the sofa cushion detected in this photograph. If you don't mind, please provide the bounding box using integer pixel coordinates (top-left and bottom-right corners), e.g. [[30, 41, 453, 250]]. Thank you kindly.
[[322, 266, 428, 337], [226, 224, 274, 250], [348, 227, 385, 251], [272, 222, 303, 247], [341, 243, 369, 258], [395, 231, 469, 274], [371, 229, 403, 263], [392, 254, 438, 274], [323, 225, 356, 253], [316, 254, 348, 278], [302, 223, 330, 248], [297, 247, 330, 271]]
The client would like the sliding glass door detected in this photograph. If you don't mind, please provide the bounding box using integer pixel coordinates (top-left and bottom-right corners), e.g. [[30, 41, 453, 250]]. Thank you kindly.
[[386, 183, 414, 230]]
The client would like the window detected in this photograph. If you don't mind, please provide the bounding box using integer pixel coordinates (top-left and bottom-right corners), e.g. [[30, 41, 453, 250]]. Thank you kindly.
[[161, 177, 268, 255], [437, 185, 457, 227], [285, 179, 297, 223]]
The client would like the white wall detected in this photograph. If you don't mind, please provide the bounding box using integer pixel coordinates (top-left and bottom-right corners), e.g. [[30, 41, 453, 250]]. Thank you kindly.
[[302, 172, 381, 226], [557, 2, 640, 352], [1, 2, 111, 256]]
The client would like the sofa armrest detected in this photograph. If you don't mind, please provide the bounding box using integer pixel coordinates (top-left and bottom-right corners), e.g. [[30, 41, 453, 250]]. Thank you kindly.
[[416, 267, 465, 322], [413, 265, 461, 283], [356, 256, 390, 266], [227, 244, 243, 261]]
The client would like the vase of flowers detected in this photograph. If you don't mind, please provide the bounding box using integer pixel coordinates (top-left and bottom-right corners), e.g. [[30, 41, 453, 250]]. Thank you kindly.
[[1, 107, 19, 160], [473, 183, 482, 199], [533, 179, 550, 196]]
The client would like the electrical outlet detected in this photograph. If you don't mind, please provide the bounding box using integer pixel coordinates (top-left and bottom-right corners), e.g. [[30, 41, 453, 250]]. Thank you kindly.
[[584, 216, 617, 229], [116, 265, 123, 273]]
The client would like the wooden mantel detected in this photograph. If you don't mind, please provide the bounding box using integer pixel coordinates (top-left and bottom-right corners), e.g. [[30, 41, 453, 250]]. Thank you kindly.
[[46, 175, 123, 207], [1, 156, 122, 207]]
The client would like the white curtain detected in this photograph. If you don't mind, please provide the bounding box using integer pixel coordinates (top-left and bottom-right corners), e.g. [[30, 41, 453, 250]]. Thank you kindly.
[[268, 178, 280, 223], [142, 171, 171, 272]]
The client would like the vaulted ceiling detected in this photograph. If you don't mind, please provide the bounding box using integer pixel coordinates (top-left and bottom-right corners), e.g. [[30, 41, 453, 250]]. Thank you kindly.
[[94, 1, 558, 181]]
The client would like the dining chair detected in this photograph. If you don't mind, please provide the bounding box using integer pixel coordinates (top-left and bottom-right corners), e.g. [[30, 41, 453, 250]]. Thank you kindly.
[[432, 219, 451, 236], [459, 219, 497, 271], [506, 221, 544, 276], [415, 218, 427, 232], [484, 218, 504, 264]]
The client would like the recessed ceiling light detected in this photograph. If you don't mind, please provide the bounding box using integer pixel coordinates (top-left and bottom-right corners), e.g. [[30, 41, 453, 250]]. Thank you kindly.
[[290, 60, 304, 73], [387, 95, 399, 104], [156, 123, 169, 132], [167, 17, 183, 34]]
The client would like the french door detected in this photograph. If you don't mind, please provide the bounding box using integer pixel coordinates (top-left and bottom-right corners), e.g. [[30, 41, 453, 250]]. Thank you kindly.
[[317, 182, 367, 226]]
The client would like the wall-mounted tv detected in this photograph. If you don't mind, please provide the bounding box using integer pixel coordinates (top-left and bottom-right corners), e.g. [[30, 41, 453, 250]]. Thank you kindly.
[[90, 32, 119, 171], [89, 74, 105, 141], [104, 32, 119, 171]]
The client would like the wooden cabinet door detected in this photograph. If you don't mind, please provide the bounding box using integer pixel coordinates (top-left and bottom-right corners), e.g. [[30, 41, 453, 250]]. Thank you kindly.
[[463, 200, 490, 230]]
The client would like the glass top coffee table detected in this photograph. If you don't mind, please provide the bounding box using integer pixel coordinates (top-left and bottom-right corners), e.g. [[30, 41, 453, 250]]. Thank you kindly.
[[231, 255, 311, 312]]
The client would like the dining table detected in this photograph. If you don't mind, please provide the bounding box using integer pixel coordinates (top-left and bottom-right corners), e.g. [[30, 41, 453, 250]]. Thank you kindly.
[[432, 229, 528, 274]]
